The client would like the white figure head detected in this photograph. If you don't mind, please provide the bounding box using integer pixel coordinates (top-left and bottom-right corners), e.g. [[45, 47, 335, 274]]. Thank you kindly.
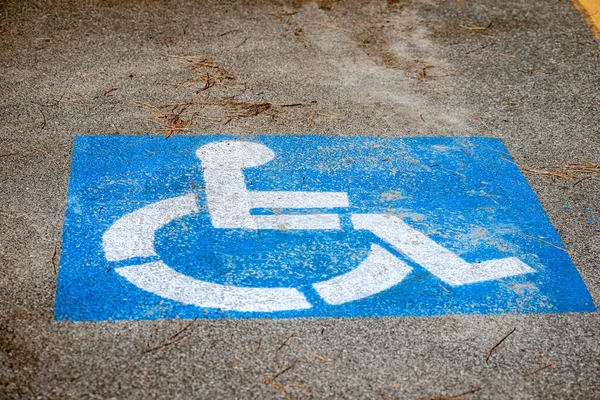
[[196, 140, 275, 169]]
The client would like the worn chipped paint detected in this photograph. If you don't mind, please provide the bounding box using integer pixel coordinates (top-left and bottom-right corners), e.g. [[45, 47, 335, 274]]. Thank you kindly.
[[54, 136, 596, 321]]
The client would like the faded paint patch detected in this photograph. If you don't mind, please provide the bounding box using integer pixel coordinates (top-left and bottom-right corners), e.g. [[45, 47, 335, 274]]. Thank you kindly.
[[572, 0, 600, 39]]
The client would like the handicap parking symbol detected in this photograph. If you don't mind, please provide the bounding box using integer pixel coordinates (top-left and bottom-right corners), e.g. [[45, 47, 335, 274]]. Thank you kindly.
[[55, 136, 596, 321]]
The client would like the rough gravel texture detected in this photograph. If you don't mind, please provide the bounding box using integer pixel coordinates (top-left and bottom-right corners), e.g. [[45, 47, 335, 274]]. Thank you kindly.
[[1, 0, 599, 399]]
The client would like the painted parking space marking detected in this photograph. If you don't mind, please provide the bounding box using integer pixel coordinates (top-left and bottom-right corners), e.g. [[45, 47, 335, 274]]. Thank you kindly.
[[572, 0, 600, 39], [55, 136, 596, 321]]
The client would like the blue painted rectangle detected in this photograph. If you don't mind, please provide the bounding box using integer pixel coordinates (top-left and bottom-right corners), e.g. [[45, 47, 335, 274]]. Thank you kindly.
[[55, 136, 596, 321]]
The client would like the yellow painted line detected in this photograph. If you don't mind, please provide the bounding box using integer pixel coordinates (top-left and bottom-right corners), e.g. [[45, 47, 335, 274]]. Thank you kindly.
[[572, 0, 600, 39]]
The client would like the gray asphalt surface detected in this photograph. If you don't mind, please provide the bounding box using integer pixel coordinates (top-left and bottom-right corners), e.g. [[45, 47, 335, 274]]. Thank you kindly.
[[1, 0, 599, 399]]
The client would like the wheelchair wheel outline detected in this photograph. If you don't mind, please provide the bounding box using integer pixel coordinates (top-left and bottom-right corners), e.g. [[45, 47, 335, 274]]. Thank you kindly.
[[103, 193, 413, 312]]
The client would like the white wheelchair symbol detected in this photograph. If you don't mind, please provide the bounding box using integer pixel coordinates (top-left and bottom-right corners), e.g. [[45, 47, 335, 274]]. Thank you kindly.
[[103, 140, 535, 312]]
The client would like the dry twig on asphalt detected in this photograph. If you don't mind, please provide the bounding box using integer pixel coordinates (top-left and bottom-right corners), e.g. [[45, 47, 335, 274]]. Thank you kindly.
[[413, 64, 456, 81], [31, 146, 62, 167], [53, 92, 87, 106], [31, 103, 46, 128], [485, 327, 516, 362], [418, 387, 482, 400], [272, 362, 297, 378], [51, 247, 57, 275], [261, 374, 294, 400], [458, 23, 491, 31], [129, 100, 193, 138], [261, 373, 311, 400], [131, 55, 336, 135], [166, 54, 236, 91], [294, 345, 332, 363], [141, 319, 197, 354], [277, 333, 295, 351], [467, 113, 489, 129], [99, 87, 118, 97], [521, 161, 600, 182], [522, 348, 557, 377]]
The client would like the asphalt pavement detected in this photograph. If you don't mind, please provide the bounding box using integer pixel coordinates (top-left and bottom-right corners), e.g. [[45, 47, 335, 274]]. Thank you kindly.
[[1, 0, 599, 399]]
